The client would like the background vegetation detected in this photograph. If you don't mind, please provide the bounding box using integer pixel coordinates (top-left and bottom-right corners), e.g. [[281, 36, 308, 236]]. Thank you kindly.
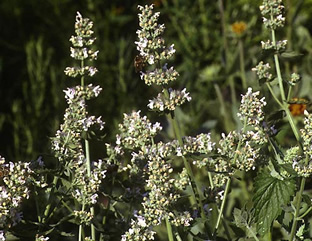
[[2, 0, 312, 239], [1, 0, 312, 160]]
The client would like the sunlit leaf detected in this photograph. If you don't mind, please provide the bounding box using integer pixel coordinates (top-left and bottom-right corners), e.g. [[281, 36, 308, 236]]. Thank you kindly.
[[253, 172, 295, 236]]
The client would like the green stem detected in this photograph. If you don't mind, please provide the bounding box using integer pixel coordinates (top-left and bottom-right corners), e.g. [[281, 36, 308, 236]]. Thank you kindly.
[[78, 224, 83, 241], [219, 0, 228, 62], [287, 86, 292, 102], [266, 83, 284, 109], [238, 38, 247, 90], [42, 176, 59, 223], [85, 139, 96, 239], [165, 217, 174, 241], [175, 232, 182, 241], [214, 177, 231, 233], [269, 14, 305, 240], [271, 28, 301, 143], [214, 117, 248, 235], [298, 206, 312, 220], [34, 186, 41, 223], [247, 225, 260, 241], [163, 89, 206, 219], [208, 172, 214, 189], [289, 176, 306, 241], [80, 59, 96, 240]]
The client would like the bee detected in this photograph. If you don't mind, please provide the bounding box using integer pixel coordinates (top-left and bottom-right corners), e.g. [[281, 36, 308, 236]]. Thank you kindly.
[[0, 165, 9, 179], [288, 98, 309, 116], [134, 55, 145, 73]]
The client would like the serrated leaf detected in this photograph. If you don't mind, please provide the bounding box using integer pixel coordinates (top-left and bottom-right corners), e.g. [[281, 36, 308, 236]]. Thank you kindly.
[[252, 172, 295, 236], [296, 223, 305, 240], [233, 208, 248, 228]]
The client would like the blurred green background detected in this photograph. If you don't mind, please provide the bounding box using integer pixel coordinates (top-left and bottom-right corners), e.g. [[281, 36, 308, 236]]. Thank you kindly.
[[1, 0, 312, 162]]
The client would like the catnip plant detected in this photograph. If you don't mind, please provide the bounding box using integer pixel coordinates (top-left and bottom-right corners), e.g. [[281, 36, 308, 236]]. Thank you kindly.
[[48, 12, 106, 241], [2, 1, 312, 240], [118, 4, 268, 241]]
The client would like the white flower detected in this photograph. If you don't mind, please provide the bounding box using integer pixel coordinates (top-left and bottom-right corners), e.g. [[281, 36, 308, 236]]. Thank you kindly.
[[137, 215, 147, 227]]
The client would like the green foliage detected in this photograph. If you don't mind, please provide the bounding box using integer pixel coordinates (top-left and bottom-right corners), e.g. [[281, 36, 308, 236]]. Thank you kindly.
[[253, 172, 296, 236]]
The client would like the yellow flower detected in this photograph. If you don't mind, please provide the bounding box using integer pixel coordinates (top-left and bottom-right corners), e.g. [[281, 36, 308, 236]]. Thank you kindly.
[[231, 21, 247, 35]]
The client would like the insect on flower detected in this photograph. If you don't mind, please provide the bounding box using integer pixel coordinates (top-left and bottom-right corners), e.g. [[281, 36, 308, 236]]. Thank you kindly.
[[134, 55, 146, 73], [0, 165, 9, 179], [288, 98, 309, 116]]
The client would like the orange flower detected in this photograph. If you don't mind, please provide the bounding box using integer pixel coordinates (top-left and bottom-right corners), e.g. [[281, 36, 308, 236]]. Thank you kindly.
[[288, 98, 308, 116], [231, 21, 247, 35]]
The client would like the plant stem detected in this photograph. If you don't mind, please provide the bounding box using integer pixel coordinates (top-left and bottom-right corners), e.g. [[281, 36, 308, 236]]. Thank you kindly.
[[163, 89, 206, 219], [214, 177, 231, 233], [289, 177, 305, 240], [266, 83, 284, 109], [247, 225, 260, 241], [165, 217, 174, 241], [81, 59, 96, 240], [238, 38, 247, 90], [289, 155, 309, 240], [214, 117, 247, 235], [85, 139, 96, 239], [271, 26, 300, 142], [42, 176, 59, 223], [269, 12, 305, 240]]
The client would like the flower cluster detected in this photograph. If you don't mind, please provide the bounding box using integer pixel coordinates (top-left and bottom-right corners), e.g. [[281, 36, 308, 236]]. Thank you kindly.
[[135, 5, 175, 63], [261, 39, 287, 51], [285, 111, 312, 177], [73, 210, 93, 225], [289, 73, 300, 86], [121, 214, 156, 241], [140, 64, 179, 86], [122, 153, 192, 240], [260, 0, 285, 29], [113, 112, 192, 240], [52, 12, 106, 226], [72, 159, 106, 209], [218, 131, 265, 172], [238, 87, 267, 127], [118, 111, 162, 149], [0, 156, 34, 236], [181, 133, 215, 156], [252, 61, 272, 81], [148, 88, 191, 112], [216, 89, 268, 173], [52, 12, 104, 166], [135, 4, 191, 113], [52, 84, 104, 165], [64, 12, 98, 78]]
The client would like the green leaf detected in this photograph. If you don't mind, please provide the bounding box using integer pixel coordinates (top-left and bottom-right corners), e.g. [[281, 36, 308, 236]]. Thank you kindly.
[[233, 208, 248, 228], [302, 194, 312, 206], [252, 172, 295, 236], [296, 223, 305, 240], [280, 51, 303, 60]]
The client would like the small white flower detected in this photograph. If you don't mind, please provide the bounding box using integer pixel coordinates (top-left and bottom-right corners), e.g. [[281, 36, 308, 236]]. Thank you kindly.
[[148, 55, 155, 65], [137, 215, 147, 227]]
